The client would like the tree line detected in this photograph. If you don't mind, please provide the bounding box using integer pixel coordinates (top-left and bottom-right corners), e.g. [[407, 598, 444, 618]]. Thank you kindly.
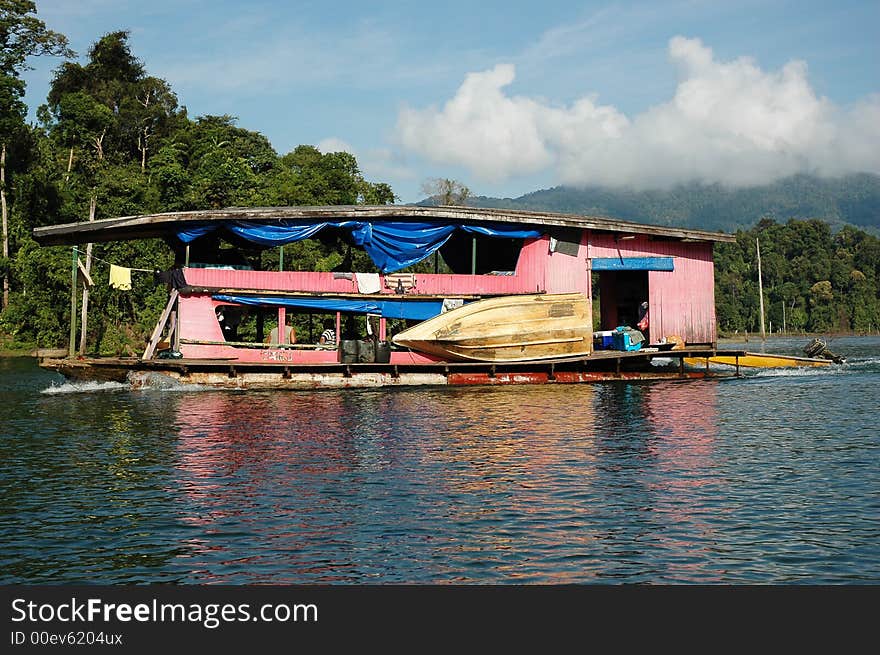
[[0, 6, 394, 353], [0, 4, 877, 354], [714, 218, 880, 335]]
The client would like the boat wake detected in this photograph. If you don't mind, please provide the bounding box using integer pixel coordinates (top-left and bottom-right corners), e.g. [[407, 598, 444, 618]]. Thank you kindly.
[[837, 356, 880, 371], [42, 374, 211, 394], [751, 366, 847, 378], [41, 380, 129, 394], [128, 372, 210, 392]]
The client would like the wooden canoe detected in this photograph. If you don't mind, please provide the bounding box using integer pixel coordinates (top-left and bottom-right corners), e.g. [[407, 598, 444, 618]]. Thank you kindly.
[[683, 352, 833, 369], [391, 293, 592, 362]]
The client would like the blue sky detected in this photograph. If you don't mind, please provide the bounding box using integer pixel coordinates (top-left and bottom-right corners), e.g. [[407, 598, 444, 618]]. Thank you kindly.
[[20, 0, 880, 203]]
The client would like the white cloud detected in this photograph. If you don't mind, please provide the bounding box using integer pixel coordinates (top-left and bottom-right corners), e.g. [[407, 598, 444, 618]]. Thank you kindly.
[[396, 65, 555, 182], [317, 137, 355, 155], [395, 37, 880, 188]]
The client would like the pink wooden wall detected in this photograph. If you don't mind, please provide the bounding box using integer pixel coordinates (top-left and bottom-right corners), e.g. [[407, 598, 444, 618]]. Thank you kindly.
[[177, 236, 594, 362], [514, 234, 591, 296], [176, 230, 715, 359], [588, 234, 716, 344], [181, 234, 589, 297]]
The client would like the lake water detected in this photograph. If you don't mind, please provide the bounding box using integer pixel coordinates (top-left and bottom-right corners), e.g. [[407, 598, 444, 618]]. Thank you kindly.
[[2, 336, 878, 584]]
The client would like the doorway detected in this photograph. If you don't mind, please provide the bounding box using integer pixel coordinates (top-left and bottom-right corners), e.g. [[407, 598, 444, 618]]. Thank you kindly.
[[594, 271, 649, 333]]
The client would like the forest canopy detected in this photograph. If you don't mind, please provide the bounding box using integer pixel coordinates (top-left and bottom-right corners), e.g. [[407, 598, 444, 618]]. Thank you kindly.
[[0, 19, 394, 352]]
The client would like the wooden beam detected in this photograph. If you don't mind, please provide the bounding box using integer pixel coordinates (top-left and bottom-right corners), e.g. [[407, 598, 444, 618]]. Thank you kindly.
[[142, 289, 179, 360], [32, 205, 737, 246]]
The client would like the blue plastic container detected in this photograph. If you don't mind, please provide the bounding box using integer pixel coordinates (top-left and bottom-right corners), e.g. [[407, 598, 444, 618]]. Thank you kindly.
[[593, 331, 615, 350], [612, 326, 643, 351]]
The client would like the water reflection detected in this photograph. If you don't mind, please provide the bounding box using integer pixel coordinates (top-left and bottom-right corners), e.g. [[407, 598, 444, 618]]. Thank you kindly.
[[641, 381, 724, 582], [163, 386, 607, 582]]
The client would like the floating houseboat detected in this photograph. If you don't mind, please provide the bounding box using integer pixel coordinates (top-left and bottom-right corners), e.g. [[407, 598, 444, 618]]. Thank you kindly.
[[33, 205, 748, 389]]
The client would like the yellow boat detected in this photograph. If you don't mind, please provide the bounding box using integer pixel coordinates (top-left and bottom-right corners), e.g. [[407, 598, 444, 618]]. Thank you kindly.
[[392, 293, 592, 362], [683, 352, 833, 369]]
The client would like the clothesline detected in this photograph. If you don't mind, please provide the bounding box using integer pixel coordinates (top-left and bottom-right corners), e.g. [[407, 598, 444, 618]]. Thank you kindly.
[[72, 246, 154, 273]]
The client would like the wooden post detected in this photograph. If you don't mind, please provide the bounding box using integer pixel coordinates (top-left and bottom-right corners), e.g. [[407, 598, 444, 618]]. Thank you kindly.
[[757, 237, 766, 341], [170, 307, 180, 351], [78, 196, 96, 355], [278, 306, 287, 344], [1, 143, 7, 310], [279, 246, 284, 272], [69, 247, 77, 358], [471, 236, 477, 275]]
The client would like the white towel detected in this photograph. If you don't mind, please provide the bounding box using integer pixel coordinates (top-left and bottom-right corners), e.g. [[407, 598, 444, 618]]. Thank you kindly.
[[356, 272, 381, 294]]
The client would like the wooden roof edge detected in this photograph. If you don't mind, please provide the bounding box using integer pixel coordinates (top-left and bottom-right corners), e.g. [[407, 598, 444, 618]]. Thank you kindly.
[[32, 204, 737, 245]]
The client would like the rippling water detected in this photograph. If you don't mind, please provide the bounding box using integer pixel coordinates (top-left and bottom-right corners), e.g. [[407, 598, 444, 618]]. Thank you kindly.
[[2, 336, 879, 584]]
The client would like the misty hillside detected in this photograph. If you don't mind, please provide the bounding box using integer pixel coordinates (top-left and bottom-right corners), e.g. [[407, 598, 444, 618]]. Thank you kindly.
[[466, 173, 880, 234]]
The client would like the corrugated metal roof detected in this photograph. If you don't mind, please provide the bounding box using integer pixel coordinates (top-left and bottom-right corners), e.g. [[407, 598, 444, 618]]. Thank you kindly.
[[32, 204, 737, 246]]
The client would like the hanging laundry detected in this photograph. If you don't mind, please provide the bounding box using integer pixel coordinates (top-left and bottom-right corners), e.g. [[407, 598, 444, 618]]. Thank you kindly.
[[355, 272, 381, 294], [153, 268, 188, 289], [110, 264, 132, 290]]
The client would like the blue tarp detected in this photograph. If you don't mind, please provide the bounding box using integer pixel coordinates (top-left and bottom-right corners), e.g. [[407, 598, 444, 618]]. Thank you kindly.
[[179, 220, 542, 273], [213, 294, 445, 321], [592, 257, 675, 271]]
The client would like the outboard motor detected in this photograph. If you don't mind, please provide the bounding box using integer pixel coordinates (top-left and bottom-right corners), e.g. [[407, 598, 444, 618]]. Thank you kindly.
[[803, 338, 845, 364]]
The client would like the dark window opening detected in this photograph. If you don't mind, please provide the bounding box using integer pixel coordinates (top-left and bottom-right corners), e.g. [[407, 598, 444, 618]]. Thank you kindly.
[[440, 232, 524, 275]]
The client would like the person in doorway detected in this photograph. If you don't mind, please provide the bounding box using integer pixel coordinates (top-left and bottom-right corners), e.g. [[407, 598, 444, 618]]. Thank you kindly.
[[637, 301, 649, 339]]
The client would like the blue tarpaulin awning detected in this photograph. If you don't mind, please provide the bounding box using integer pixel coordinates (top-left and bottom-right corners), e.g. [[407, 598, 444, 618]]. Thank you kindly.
[[212, 294, 445, 321], [180, 220, 542, 273]]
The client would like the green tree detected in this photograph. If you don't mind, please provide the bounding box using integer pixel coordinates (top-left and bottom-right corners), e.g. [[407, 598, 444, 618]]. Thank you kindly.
[[0, 22, 402, 350], [421, 177, 471, 206], [0, 0, 72, 309]]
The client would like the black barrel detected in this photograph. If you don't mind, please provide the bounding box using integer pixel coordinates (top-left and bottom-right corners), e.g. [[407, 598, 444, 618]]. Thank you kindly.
[[340, 339, 359, 363], [357, 339, 375, 363], [375, 341, 391, 363]]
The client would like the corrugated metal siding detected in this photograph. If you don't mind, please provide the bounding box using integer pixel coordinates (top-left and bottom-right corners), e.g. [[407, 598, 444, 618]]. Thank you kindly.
[[184, 267, 534, 296], [589, 234, 716, 343], [178, 294, 225, 344], [514, 234, 590, 295]]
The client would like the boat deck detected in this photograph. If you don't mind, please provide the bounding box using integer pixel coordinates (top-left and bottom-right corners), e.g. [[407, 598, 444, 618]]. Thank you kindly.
[[40, 347, 747, 389]]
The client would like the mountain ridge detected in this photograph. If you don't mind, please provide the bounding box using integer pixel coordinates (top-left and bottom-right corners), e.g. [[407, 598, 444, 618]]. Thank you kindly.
[[458, 173, 880, 235]]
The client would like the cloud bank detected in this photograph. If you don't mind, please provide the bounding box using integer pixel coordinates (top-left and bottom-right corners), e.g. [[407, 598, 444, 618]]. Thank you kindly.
[[395, 37, 880, 189]]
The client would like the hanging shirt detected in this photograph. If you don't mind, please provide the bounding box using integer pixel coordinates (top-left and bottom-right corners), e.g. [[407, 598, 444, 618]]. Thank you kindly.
[[110, 265, 132, 290], [319, 329, 336, 348]]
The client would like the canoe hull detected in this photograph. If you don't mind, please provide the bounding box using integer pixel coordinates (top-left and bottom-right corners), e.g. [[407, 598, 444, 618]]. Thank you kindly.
[[392, 293, 592, 362], [684, 352, 833, 368]]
